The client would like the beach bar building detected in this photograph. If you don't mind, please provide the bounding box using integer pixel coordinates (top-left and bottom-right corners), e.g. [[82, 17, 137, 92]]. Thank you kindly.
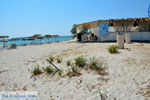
[[73, 17, 150, 42]]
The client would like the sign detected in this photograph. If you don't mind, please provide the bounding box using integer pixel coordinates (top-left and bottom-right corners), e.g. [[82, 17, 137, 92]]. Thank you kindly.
[[148, 4, 150, 17], [99, 21, 109, 41]]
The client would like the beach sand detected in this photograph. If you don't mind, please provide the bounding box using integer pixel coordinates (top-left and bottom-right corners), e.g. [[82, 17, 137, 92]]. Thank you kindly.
[[0, 41, 150, 100]]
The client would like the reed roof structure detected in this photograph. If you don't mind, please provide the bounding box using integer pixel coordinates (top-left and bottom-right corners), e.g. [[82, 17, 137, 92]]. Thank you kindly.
[[76, 17, 150, 32]]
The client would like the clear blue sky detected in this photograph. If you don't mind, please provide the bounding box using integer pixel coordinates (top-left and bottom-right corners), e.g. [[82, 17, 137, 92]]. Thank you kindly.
[[0, 0, 150, 38]]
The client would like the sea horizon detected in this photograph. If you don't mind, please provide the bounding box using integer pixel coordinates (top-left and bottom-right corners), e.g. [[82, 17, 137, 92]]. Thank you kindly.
[[0, 36, 73, 46]]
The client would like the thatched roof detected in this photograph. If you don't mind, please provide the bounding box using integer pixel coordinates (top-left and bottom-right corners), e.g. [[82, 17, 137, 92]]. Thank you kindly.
[[0, 35, 9, 38], [37, 37, 44, 39], [9, 38, 18, 41], [76, 20, 99, 29], [27, 37, 35, 40], [0, 40, 7, 42], [76, 17, 150, 30], [45, 35, 53, 38], [108, 17, 150, 27], [32, 34, 41, 38], [52, 35, 59, 37]]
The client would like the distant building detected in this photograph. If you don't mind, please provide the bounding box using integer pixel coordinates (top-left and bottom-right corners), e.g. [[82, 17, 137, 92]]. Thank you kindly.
[[73, 17, 150, 42]]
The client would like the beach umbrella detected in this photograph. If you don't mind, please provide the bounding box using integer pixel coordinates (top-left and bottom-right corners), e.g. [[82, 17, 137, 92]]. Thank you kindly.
[[45, 35, 52, 42], [32, 34, 41, 43], [27, 37, 35, 40], [52, 35, 59, 37], [0, 35, 9, 47], [9, 38, 17, 45], [37, 36, 44, 43], [32, 34, 41, 38], [0, 35, 9, 39], [45, 35, 52, 37], [22, 38, 27, 41], [27, 37, 35, 44], [52, 35, 59, 42], [0, 40, 7, 42], [9, 38, 20, 42], [37, 37, 43, 39], [21, 38, 27, 45], [0, 40, 8, 48], [13, 38, 22, 45], [9, 38, 17, 41]]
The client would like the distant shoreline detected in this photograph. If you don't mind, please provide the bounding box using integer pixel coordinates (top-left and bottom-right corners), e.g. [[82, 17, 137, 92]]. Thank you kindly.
[[0, 36, 73, 46]]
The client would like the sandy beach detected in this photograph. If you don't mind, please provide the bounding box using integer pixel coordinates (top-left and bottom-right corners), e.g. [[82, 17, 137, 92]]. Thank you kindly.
[[0, 41, 150, 100]]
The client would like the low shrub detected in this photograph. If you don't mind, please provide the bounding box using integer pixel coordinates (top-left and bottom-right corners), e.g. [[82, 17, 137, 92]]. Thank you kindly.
[[89, 57, 103, 70], [74, 56, 87, 67], [31, 66, 43, 75], [56, 57, 62, 63], [89, 57, 108, 75], [66, 67, 81, 77], [66, 60, 71, 66], [58, 69, 63, 76], [70, 67, 78, 73], [43, 66, 54, 74], [107, 45, 118, 53], [48, 56, 55, 62]]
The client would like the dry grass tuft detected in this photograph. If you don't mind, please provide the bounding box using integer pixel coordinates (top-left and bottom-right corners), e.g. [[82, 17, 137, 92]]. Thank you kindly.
[[31, 65, 43, 76], [88, 57, 108, 75], [74, 56, 87, 68], [107, 45, 118, 54], [66, 67, 81, 77]]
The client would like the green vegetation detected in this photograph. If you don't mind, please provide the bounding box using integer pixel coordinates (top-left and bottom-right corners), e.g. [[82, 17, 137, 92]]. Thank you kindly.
[[66, 60, 71, 66], [88, 57, 107, 75], [70, 24, 77, 38], [66, 67, 81, 77], [74, 56, 87, 67], [56, 57, 62, 63], [31, 56, 108, 77], [31, 65, 43, 75], [89, 57, 103, 70], [107, 45, 118, 53], [58, 69, 63, 76], [48, 56, 55, 62], [48, 56, 62, 63], [70, 67, 78, 73], [43, 66, 54, 74]]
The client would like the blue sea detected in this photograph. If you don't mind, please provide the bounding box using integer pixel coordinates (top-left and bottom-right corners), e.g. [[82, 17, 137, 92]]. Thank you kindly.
[[0, 36, 73, 46]]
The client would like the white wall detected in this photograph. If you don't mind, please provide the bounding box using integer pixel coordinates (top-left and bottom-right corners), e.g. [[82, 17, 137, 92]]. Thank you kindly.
[[130, 32, 150, 41], [101, 32, 150, 41]]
